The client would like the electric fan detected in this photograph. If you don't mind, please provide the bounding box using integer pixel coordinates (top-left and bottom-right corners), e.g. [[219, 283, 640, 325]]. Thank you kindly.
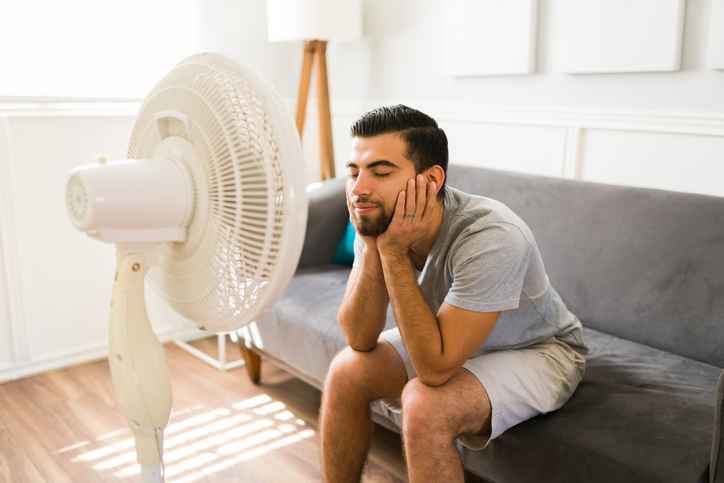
[[64, 53, 308, 482]]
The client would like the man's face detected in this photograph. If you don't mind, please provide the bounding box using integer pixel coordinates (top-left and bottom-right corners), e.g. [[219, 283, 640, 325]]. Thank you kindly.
[[346, 133, 418, 236]]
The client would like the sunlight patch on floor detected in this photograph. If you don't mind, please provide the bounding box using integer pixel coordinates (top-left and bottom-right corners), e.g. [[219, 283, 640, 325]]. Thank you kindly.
[[60, 393, 316, 481]]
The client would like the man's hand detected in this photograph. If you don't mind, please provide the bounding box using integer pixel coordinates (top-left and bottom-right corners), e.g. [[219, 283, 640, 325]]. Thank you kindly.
[[378, 174, 436, 258]]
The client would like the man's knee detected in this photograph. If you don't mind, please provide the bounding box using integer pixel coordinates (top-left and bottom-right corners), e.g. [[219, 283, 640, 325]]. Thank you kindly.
[[401, 375, 492, 444], [400, 378, 454, 441], [325, 345, 380, 400]]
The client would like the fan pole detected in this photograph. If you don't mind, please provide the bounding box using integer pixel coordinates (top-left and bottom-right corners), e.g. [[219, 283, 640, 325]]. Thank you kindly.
[[109, 247, 172, 482]]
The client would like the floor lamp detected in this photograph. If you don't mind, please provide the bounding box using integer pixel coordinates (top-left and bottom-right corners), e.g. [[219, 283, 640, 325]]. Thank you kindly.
[[267, 0, 363, 181]]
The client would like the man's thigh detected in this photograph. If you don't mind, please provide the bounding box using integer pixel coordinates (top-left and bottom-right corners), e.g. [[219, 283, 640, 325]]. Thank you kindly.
[[461, 336, 585, 447], [370, 340, 409, 401], [373, 329, 585, 450], [372, 329, 491, 440]]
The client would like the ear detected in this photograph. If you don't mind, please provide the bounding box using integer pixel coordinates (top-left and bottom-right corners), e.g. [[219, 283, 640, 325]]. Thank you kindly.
[[426, 165, 446, 194]]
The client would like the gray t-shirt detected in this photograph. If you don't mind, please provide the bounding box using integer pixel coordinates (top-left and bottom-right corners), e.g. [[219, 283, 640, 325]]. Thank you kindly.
[[354, 185, 586, 355]]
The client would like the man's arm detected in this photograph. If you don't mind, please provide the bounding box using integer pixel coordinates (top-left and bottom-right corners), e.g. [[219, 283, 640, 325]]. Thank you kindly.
[[379, 252, 499, 386], [376, 175, 507, 386], [337, 241, 389, 351]]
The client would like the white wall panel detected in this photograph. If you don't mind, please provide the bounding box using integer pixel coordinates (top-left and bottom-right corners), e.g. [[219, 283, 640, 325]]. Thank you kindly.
[[0, 116, 20, 367], [442, 121, 567, 177], [0, 227, 13, 366], [580, 130, 724, 197], [321, 99, 724, 197], [554, 0, 685, 73], [6, 116, 131, 361], [5, 115, 188, 362], [709, 0, 724, 70], [444, 0, 538, 76]]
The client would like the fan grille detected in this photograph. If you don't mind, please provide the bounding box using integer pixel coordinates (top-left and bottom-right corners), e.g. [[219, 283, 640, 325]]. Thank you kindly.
[[66, 175, 89, 226], [127, 54, 305, 330]]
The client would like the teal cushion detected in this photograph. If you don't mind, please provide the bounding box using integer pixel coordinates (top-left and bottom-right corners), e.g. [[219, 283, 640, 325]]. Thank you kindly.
[[333, 221, 356, 266]]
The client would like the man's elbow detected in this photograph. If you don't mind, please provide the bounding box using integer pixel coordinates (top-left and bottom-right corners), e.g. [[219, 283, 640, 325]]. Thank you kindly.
[[337, 320, 374, 352], [346, 340, 377, 352], [343, 330, 377, 352], [417, 368, 454, 387]]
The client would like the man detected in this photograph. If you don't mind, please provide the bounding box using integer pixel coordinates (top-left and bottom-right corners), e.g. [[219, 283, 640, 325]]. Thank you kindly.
[[320, 105, 587, 483]]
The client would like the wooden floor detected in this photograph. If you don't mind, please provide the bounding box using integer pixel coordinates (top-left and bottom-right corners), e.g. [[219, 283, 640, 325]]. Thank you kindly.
[[0, 337, 407, 483]]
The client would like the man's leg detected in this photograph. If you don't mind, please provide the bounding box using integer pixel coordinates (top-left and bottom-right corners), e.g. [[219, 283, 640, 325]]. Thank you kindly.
[[400, 369, 492, 483], [320, 341, 408, 483]]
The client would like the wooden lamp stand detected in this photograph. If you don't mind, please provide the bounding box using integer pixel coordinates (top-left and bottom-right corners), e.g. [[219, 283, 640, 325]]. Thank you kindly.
[[295, 40, 335, 180]]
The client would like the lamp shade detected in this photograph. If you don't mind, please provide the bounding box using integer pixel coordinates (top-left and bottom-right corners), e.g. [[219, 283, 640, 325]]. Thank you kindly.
[[267, 0, 363, 42]]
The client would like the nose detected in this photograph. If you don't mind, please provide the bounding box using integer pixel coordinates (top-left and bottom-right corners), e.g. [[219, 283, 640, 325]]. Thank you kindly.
[[350, 171, 373, 199]]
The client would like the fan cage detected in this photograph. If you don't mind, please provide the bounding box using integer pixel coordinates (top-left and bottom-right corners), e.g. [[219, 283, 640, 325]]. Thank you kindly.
[[127, 53, 306, 330]]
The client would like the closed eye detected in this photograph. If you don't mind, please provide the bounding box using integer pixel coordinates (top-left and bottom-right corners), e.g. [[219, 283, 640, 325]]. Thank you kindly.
[[348, 172, 391, 178]]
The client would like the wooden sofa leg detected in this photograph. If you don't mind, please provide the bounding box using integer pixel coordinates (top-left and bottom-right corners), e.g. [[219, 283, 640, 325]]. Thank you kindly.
[[239, 342, 262, 385]]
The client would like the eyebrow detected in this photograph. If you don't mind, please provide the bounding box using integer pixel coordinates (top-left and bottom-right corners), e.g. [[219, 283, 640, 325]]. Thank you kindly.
[[345, 160, 400, 169]]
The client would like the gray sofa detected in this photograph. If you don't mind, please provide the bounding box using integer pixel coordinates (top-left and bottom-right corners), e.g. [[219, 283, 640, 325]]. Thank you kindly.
[[240, 165, 724, 483]]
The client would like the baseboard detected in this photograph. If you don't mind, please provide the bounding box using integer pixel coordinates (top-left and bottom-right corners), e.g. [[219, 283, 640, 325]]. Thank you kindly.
[[0, 326, 206, 383]]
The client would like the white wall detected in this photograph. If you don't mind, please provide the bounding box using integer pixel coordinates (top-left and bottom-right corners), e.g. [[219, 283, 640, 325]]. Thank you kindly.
[[322, 0, 723, 112], [0, 0, 196, 98], [0, 106, 203, 382], [193, 0, 298, 99], [193, 0, 724, 193], [332, 0, 724, 197], [0, 159, 13, 370]]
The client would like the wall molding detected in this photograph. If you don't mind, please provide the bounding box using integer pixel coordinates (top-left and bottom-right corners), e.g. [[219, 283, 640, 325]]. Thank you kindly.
[[300, 97, 724, 186], [0, 326, 206, 383], [562, 126, 583, 179], [297, 98, 724, 192], [325, 99, 724, 137], [3, 97, 722, 135], [0, 98, 140, 117]]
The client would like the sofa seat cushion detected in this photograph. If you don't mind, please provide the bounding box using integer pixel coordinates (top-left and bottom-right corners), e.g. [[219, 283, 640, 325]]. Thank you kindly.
[[256, 266, 396, 385], [459, 327, 718, 483]]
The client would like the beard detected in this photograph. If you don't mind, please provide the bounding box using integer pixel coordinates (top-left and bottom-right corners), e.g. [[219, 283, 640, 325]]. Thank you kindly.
[[353, 204, 393, 237]]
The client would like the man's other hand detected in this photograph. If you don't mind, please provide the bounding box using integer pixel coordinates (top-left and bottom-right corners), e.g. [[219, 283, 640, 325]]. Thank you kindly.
[[378, 174, 436, 258]]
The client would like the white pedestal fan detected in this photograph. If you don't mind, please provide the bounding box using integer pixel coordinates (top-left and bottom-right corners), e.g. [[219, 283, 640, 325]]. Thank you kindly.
[[64, 53, 308, 482]]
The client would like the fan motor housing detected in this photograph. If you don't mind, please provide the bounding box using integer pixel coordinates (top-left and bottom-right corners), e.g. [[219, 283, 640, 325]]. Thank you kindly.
[[66, 158, 194, 242]]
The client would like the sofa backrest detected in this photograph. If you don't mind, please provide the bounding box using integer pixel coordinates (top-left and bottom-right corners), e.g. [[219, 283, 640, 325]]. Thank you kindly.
[[446, 165, 724, 367]]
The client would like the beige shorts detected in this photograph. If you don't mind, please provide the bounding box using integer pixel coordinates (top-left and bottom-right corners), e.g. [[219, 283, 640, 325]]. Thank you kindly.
[[371, 328, 586, 450]]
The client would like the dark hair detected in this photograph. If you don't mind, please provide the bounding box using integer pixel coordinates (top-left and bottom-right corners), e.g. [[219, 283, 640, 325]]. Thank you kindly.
[[350, 104, 448, 200]]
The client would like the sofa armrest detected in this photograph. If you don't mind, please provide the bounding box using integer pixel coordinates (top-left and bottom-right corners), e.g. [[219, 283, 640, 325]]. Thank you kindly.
[[297, 177, 348, 268], [712, 369, 724, 483]]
